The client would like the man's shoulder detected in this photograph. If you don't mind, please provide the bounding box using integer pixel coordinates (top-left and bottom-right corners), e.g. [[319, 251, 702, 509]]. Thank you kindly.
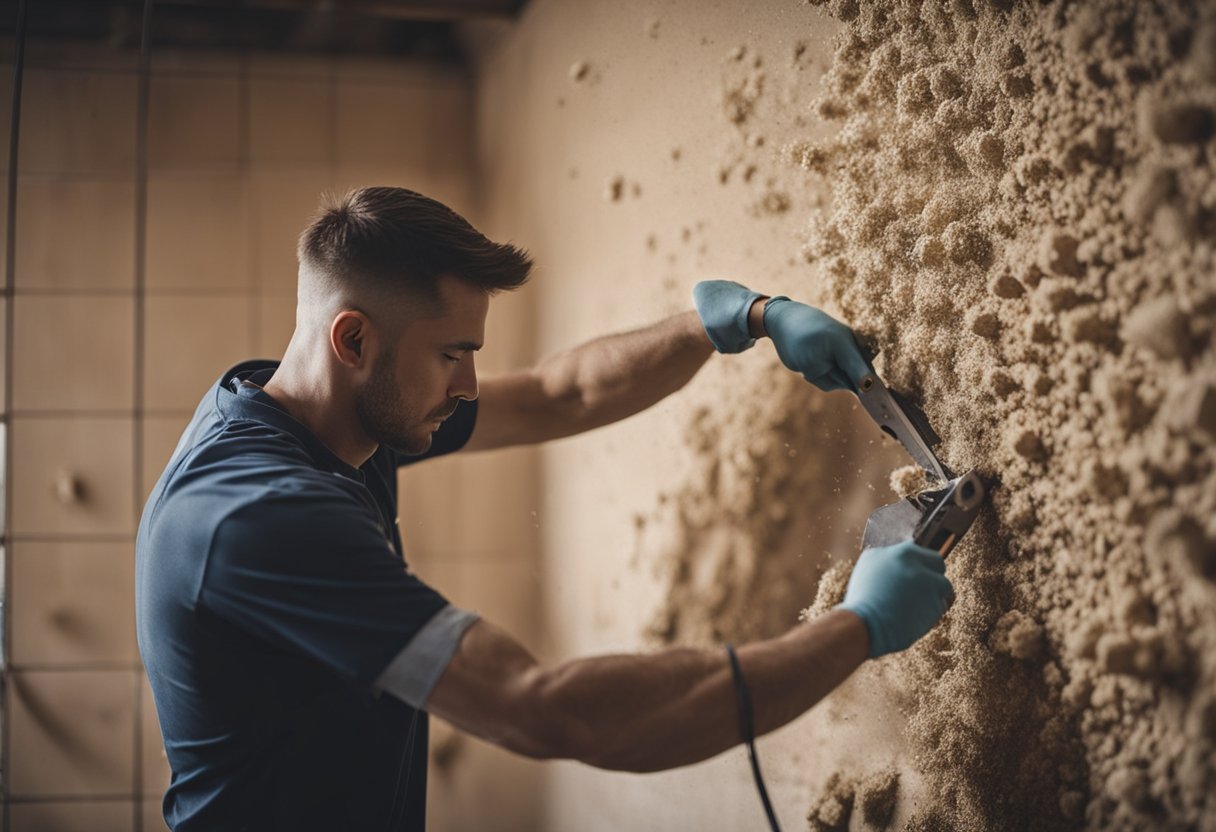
[[146, 412, 366, 547]]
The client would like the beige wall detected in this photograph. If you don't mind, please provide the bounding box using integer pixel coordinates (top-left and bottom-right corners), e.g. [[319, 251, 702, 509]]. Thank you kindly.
[[470, 1, 919, 830], [0, 40, 535, 831]]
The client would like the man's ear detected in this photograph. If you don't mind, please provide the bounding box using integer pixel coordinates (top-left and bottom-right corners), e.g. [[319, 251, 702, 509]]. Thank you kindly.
[[331, 311, 370, 367]]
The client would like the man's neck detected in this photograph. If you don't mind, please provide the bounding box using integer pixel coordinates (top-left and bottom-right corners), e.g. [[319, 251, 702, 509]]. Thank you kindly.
[[262, 348, 378, 470]]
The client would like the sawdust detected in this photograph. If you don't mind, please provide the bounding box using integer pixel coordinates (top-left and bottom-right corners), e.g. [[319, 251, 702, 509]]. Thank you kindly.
[[991, 609, 1045, 661], [749, 189, 792, 217], [605, 176, 642, 202], [792, 0, 1216, 828], [799, 560, 852, 623], [604, 175, 624, 202], [639, 376, 886, 644], [804, 764, 899, 831], [568, 60, 591, 83], [888, 464, 927, 498], [806, 772, 855, 832], [857, 767, 900, 828], [640, 0, 1216, 829], [721, 56, 765, 126]]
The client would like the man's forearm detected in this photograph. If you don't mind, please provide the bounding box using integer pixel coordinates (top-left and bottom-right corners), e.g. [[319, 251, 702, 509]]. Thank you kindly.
[[537, 609, 867, 772], [532, 309, 717, 436], [467, 299, 775, 451]]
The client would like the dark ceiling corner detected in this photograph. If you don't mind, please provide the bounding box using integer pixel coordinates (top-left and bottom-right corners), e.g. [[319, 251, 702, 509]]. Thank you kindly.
[[0, 0, 530, 61]]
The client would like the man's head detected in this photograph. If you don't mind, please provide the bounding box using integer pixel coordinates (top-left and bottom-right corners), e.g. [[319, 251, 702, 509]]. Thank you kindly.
[[294, 186, 532, 455]]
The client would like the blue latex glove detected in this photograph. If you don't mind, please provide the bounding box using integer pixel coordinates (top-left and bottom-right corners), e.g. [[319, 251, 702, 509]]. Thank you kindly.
[[692, 280, 766, 353], [837, 541, 954, 658], [763, 297, 873, 393]]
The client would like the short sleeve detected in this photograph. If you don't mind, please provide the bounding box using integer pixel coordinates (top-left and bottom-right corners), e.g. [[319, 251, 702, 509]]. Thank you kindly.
[[202, 486, 460, 693], [396, 397, 478, 467]]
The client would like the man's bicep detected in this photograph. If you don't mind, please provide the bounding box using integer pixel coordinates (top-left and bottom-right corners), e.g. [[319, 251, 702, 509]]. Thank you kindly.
[[463, 372, 553, 452]]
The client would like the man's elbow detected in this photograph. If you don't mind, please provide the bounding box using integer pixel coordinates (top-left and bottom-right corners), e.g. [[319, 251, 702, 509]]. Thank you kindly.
[[497, 670, 639, 769], [504, 719, 653, 773]]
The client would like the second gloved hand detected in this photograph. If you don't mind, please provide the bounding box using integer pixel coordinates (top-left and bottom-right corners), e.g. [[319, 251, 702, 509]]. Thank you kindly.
[[763, 297, 872, 393], [837, 540, 954, 658]]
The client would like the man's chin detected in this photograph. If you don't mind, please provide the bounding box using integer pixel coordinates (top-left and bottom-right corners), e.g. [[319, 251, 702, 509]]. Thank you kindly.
[[385, 430, 434, 458]]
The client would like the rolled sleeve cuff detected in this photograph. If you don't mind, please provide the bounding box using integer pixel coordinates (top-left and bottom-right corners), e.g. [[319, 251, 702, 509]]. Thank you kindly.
[[373, 605, 480, 708], [692, 280, 765, 354]]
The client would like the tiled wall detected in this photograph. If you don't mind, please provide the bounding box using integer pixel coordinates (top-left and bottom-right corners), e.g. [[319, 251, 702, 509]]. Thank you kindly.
[[1, 40, 540, 831]]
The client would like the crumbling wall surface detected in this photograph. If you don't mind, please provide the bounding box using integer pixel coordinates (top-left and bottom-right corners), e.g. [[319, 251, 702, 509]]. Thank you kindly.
[[785, 1, 1216, 829], [473, 0, 1214, 828], [471, 2, 899, 828]]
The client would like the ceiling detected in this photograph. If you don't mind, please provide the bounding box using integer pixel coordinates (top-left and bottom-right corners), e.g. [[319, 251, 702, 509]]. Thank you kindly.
[[0, 0, 529, 60]]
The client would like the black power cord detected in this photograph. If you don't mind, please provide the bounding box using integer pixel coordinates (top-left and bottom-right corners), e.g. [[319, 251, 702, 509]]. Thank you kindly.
[[725, 644, 781, 832]]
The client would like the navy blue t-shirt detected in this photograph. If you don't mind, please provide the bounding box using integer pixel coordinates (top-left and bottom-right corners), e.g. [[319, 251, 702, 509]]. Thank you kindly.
[[136, 360, 479, 831]]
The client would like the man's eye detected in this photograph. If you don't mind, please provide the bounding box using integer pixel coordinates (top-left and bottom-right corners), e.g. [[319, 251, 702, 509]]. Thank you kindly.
[[443, 353, 460, 363]]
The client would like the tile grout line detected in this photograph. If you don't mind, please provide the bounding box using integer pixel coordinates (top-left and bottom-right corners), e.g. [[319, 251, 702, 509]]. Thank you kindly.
[[11, 287, 286, 297], [2, 2, 30, 826], [10, 409, 145, 418], [6, 793, 143, 803], [7, 534, 136, 543], [329, 53, 338, 202], [7, 662, 144, 673], [132, 0, 155, 825], [243, 49, 260, 358]]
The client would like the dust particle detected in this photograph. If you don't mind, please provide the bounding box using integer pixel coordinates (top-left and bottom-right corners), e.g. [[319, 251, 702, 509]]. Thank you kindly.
[[800, 561, 851, 621], [889, 464, 928, 498], [568, 60, 590, 83], [806, 772, 855, 832], [857, 767, 900, 827], [992, 609, 1045, 660], [604, 175, 624, 202]]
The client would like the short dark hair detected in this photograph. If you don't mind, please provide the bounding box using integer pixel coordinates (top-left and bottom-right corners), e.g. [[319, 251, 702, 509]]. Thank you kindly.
[[297, 186, 532, 306]]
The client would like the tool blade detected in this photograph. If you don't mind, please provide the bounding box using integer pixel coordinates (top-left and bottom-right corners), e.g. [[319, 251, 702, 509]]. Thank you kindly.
[[857, 373, 953, 482], [860, 470, 987, 558], [861, 497, 923, 551]]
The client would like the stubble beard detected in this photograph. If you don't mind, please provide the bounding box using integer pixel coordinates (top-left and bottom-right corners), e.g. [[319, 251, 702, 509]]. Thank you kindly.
[[355, 353, 433, 456]]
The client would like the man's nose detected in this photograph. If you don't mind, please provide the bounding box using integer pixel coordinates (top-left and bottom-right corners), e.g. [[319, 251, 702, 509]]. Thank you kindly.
[[451, 355, 478, 401]]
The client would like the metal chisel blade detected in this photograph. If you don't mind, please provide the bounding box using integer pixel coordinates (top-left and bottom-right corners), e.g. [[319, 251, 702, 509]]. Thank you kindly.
[[857, 372, 953, 482], [860, 470, 986, 558]]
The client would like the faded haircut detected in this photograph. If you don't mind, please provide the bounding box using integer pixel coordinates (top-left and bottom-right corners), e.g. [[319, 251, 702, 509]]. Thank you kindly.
[[297, 186, 532, 315]]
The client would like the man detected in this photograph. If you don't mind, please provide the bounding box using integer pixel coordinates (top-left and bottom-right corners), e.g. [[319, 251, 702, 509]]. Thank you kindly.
[[136, 186, 952, 830]]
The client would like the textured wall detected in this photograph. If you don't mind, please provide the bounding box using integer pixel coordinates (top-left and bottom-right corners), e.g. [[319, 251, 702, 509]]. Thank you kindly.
[[471, 0, 1215, 830], [471, 1, 917, 829], [795, 2, 1215, 829]]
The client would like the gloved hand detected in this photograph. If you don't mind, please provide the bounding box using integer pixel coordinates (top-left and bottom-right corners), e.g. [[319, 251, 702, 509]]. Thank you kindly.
[[763, 297, 873, 393], [837, 540, 954, 658], [692, 279, 767, 354]]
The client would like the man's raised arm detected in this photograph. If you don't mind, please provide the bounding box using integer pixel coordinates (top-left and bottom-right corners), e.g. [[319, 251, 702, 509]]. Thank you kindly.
[[464, 279, 872, 453], [463, 309, 716, 452]]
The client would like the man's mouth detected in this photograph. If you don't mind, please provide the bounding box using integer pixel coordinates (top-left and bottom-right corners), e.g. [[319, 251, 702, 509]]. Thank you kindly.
[[429, 405, 458, 422]]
